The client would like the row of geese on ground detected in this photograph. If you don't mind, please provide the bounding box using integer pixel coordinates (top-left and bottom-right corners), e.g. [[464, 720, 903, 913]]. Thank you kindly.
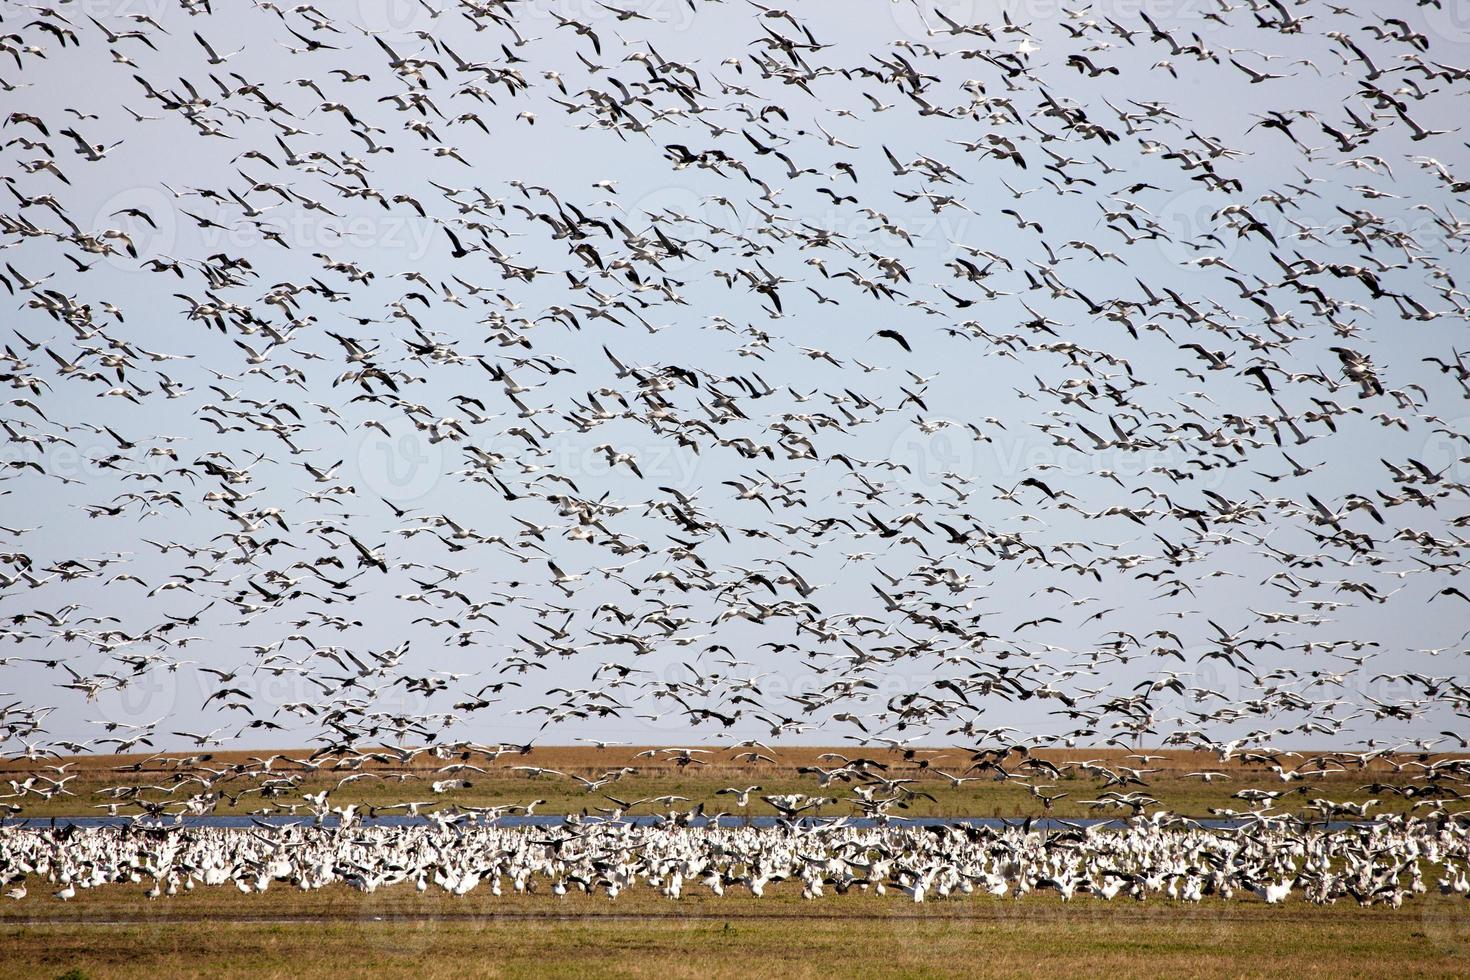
[[3, 815, 1470, 906], [2, 0, 1470, 837]]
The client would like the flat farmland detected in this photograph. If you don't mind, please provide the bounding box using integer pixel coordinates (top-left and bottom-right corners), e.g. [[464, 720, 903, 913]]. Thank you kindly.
[[1, 746, 1451, 821], [4, 747, 1468, 978], [1, 886, 1467, 978]]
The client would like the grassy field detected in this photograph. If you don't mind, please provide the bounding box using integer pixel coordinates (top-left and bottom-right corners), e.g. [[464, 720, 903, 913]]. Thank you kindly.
[[5, 747, 1467, 977], [2, 885, 1468, 978], [2, 745, 1448, 821]]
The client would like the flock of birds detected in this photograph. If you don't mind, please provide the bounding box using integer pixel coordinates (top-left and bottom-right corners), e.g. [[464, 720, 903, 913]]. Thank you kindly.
[[4, 814, 1470, 907], [0, 0, 1469, 905]]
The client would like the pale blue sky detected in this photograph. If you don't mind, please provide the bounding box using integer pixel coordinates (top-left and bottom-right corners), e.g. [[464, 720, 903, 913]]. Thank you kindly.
[[1, 0, 1467, 753]]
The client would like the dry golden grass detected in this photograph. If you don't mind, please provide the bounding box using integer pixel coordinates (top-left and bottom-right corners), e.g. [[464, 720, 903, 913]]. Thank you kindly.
[[2, 886, 1467, 979], [3, 745, 1455, 820]]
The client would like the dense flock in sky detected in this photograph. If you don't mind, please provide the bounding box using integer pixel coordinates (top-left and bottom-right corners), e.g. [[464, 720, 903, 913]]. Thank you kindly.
[[1, 0, 1469, 848]]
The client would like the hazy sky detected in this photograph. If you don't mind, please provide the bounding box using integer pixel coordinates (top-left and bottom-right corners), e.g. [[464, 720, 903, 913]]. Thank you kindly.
[[2, 0, 1469, 754]]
